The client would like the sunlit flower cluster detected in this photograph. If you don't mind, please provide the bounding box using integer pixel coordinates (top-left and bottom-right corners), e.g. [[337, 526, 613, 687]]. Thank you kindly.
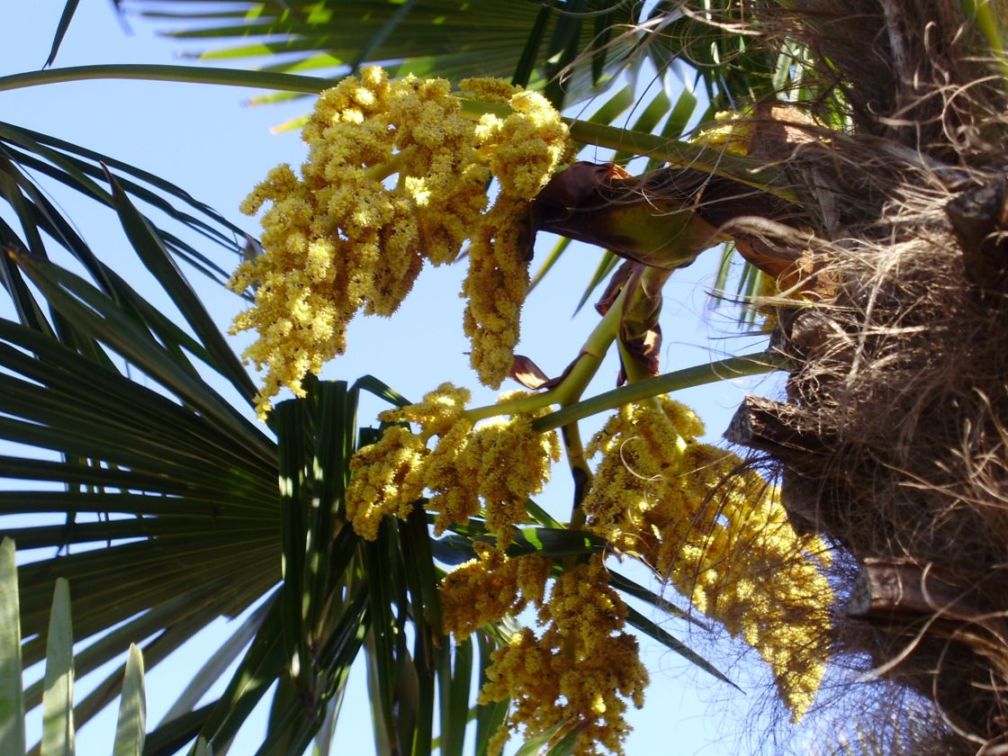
[[691, 110, 753, 156], [461, 196, 533, 388], [440, 545, 551, 638], [468, 82, 572, 200], [231, 68, 569, 417], [344, 425, 427, 541], [581, 397, 832, 720], [344, 384, 560, 541], [478, 556, 648, 756]]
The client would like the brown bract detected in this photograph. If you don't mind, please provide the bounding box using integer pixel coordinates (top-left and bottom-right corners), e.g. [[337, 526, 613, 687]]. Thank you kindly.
[[530, 159, 807, 274]]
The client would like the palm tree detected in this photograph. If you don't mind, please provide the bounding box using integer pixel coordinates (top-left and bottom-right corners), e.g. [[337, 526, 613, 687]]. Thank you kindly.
[[3, 1, 1007, 753]]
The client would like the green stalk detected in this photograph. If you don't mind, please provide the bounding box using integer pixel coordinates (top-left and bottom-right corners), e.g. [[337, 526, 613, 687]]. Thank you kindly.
[[364, 146, 418, 182], [533, 351, 787, 432], [562, 421, 592, 530], [463, 290, 624, 423], [461, 392, 548, 423], [563, 120, 796, 201], [0, 65, 325, 94], [549, 291, 624, 406], [616, 338, 654, 386], [0, 66, 794, 200]]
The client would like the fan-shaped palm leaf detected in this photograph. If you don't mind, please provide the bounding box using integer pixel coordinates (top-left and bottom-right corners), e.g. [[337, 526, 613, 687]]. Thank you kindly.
[[122, 1, 641, 103], [0, 224, 728, 751]]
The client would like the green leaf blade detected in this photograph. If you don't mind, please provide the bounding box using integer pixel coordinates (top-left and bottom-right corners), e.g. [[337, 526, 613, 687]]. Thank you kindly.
[[41, 578, 75, 756], [112, 644, 147, 756], [44, 0, 82, 67], [0, 538, 26, 756], [103, 168, 258, 405]]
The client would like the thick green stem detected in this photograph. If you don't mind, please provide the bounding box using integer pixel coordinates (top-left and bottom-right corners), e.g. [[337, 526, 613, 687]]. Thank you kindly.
[[561, 422, 592, 531], [550, 292, 624, 406], [461, 391, 549, 423], [564, 120, 796, 201], [616, 338, 654, 386], [546, 294, 627, 530], [463, 291, 624, 423], [612, 309, 669, 446], [533, 351, 787, 432]]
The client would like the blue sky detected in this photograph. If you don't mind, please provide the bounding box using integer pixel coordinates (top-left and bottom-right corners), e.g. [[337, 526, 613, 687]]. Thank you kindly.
[[2, 3, 792, 753]]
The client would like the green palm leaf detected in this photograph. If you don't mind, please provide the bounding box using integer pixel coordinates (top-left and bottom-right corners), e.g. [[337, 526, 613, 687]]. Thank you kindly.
[[41, 578, 74, 756], [112, 645, 147, 756], [0, 539, 26, 755], [1, 539, 156, 756], [0, 118, 245, 289], [124, 1, 640, 105]]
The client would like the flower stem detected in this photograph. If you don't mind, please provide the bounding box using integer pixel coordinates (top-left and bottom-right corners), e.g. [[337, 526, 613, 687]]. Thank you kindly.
[[464, 291, 624, 425], [462, 391, 549, 422], [363, 146, 417, 182], [562, 422, 592, 531], [616, 338, 654, 386], [533, 351, 787, 432], [457, 98, 796, 201], [549, 291, 624, 406]]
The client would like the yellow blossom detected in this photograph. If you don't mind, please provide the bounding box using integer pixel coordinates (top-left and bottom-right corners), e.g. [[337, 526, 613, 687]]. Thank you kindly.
[[472, 88, 571, 199], [582, 396, 833, 721], [382, 382, 471, 440], [462, 196, 533, 387], [346, 384, 559, 540], [458, 77, 521, 104], [440, 547, 551, 638], [480, 556, 648, 756], [422, 418, 481, 534], [691, 110, 754, 156], [344, 426, 427, 541], [232, 68, 570, 417], [469, 407, 560, 542], [420, 407, 560, 540]]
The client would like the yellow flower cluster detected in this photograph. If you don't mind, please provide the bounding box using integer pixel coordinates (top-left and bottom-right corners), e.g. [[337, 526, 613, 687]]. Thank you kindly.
[[344, 384, 560, 542], [478, 556, 649, 756], [461, 196, 532, 389], [440, 545, 551, 639], [691, 110, 754, 156], [581, 397, 832, 720], [344, 426, 426, 541], [469, 83, 572, 200], [232, 68, 569, 417]]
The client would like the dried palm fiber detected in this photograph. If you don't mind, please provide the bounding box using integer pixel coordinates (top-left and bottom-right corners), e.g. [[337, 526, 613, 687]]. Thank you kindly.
[[688, 0, 1008, 155], [535, 1, 1008, 747], [664, 1, 1008, 751]]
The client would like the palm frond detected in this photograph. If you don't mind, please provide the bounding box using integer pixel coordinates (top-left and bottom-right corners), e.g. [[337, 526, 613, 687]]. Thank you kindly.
[[123, 0, 642, 107], [1, 540, 150, 756], [0, 116, 250, 391]]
